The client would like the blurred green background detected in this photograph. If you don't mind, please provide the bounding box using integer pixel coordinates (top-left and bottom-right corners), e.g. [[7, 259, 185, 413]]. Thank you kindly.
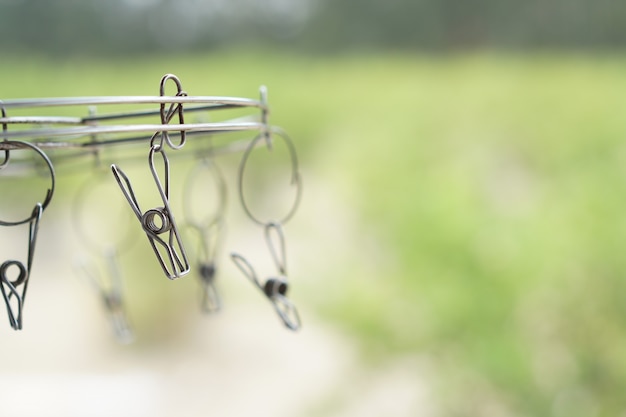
[[2, 1, 626, 416]]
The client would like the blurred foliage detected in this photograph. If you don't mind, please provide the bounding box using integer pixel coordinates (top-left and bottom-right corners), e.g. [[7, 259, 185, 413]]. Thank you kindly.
[[1, 0, 626, 55], [3, 51, 626, 415]]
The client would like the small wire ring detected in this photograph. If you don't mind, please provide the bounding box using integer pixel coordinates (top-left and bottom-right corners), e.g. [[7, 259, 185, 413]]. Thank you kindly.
[[0, 140, 55, 226], [0, 260, 27, 287], [238, 127, 302, 226]]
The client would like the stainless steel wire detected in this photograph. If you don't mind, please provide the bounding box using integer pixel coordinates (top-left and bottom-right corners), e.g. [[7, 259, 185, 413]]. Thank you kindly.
[[0, 72, 302, 334]]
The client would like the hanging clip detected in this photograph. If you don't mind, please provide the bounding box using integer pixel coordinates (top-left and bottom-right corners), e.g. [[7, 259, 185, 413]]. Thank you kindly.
[[231, 223, 300, 331], [72, 171, 136, 342], [76, 249, 134, 343], [183, 156, 227, 313], [0, 203, 42, 330], [195, 220, 223, 313], [0, 140, 55, 330], [111, 74, 190, 280], [111, 146, 189, 279]]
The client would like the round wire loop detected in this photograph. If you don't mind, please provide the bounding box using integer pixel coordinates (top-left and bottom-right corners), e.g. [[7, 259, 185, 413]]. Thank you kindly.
[[0, 260, 27, 287], [0, 140, 55, 226], [238, 127, 302, 226]]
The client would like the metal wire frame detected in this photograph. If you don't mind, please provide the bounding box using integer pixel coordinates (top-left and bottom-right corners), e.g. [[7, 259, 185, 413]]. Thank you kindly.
[[0, 78, 303, 333], [0, 93, 269, 150]]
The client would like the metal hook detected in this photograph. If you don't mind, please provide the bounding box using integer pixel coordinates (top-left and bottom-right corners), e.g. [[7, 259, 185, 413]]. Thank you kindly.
[[156, 73, 188, 150], [76, 248, 134, 343], [111, 146, 190, 280], [183, 156, 227, 313], [230, 253, 300, 331], [238, 127, 302, 227], [0, 100, 9, 168], [0, 203, 42, 330], [0, 140, 55, 226]]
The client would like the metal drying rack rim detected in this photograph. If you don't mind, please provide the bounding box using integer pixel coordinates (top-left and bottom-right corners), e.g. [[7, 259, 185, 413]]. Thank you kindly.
[[0, 94, 270, 151]]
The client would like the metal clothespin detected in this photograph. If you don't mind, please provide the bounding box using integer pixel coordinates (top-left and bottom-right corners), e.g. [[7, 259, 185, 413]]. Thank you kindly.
[[73, 168, 136, 342], [76, 248, 134, 343], [0, 203, 42, 330], [111, 74, 190, 280], [194, 220, 223, 313], [183, 153, 227, 313], [231, 223, 301, 331]]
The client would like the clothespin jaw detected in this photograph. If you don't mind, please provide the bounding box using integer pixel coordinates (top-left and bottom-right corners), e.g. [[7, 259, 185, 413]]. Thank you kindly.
[[264, 276, 301, 331], [230, 252, 301, 331], [0, 261, 26, 329], [198, 261, 221, 313], [0, 203, 43, 330]]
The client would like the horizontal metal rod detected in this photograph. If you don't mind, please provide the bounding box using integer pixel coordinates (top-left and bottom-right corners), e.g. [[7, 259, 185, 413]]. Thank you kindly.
[[1, 95, 265, 109], [81, 103, 246, 123], [0, 116, 85, 125], [0, 121, 265, 143], [0, 103, 257, 126], [74, 129, 246, 149], [0, 136, 262, 177]]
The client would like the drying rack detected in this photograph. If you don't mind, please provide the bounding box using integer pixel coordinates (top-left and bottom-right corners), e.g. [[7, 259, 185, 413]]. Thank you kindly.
[[0, 74, 302, 340]]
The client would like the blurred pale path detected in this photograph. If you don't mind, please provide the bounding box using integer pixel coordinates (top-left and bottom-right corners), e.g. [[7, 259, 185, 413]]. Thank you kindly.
[[0, 177, 428, 417]]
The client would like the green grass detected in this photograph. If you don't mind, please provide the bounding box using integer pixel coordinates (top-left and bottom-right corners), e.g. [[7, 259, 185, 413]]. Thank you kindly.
[[3, 51, 626, 415]]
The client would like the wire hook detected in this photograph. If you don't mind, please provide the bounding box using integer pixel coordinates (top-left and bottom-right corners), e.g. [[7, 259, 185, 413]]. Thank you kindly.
[[0, 100, 9, 168], [154, 73, 188, 150]]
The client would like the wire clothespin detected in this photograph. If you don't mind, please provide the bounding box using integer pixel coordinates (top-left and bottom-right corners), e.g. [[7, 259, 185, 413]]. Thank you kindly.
[[183, 156, 227, 313], [0, 140, 55, 330], [231, 223, 300, 330], [0, 204, 42, 330], [73, 172, 135, 342], [76, 248, 134, 343], [195, 220, 223, 313], [111, 74, 190, 280], [231, 128, 302, 330]]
